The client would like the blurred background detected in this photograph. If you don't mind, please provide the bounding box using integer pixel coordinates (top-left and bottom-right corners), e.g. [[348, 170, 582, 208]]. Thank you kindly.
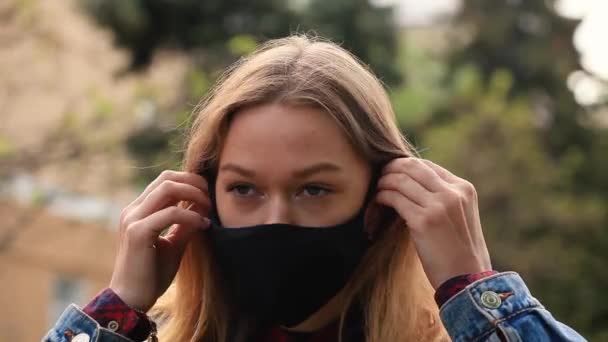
[[0, 0, 607, 340]]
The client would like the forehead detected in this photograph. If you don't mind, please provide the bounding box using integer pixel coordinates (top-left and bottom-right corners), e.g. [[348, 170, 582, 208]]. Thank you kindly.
[[219, 103, 362, 171]]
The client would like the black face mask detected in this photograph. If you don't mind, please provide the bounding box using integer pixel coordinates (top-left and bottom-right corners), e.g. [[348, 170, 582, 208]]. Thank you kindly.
[[207, 178, 375, 327]]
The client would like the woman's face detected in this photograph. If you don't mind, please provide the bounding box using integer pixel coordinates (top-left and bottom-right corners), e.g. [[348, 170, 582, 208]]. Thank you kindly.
[[215, 103, 372, 228]]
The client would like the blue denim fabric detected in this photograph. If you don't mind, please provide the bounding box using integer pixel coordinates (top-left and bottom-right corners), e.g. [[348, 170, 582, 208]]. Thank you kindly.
[[440, 272, 588, 342], [42, 304, 133, 342]]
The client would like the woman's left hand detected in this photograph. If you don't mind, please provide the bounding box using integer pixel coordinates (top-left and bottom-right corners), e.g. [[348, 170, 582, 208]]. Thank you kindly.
[[376, 157, 492, 290]]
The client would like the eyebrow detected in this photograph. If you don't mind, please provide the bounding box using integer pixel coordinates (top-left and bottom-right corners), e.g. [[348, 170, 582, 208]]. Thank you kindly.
[[219, 163, 256, 178], [219, 162, 342, 178]]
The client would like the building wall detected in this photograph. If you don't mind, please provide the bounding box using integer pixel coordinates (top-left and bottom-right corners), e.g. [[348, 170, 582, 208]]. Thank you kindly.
[[0, 200, 118, 342]]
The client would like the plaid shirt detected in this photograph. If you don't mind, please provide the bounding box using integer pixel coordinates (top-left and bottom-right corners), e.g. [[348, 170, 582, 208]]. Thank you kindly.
[[83, 271, 497, 341]]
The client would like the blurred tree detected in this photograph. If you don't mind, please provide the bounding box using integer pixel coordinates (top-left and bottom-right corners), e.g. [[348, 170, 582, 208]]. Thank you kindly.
[[80, 0, 401, 84], [80, 0, 298, 70], [444, 0, 603, 193], [81, 0, 402, 185], [299, 0, 402, 85], [395, 0, 608, 338]]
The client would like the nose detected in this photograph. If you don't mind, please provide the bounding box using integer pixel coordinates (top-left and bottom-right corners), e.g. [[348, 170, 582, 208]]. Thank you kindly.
[[264, 195, 294, 225]]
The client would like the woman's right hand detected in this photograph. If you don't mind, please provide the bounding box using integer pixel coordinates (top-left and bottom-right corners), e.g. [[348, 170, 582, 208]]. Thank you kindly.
[[109, 170, 211, 312]]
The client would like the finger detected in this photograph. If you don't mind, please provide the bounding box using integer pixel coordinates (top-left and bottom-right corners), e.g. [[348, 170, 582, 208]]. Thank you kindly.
[[421, 160, 482, 242], [420, 159, 459, 184], [382, 158, 447, 193], [375, 189, 422, 228], [130, 170, 208, 209], [126, 206, 208, 247], [128, 181, 210, 223], [377, 172, 433, 207], [162, 218, 210, 253], [188, 201, 210, 217]]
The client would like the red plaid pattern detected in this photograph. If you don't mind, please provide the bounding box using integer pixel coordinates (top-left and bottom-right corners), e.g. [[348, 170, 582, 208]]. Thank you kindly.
[[83, 288, 154, 341], [434, 270, 499, 307]]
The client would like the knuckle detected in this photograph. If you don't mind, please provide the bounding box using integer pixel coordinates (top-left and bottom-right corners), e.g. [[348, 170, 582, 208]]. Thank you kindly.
[[463, 181, 477, 198], [400, 158, 414, 168], [119, 208, 130, 226], [159, 179, 180, 193], [407, 157, 421, 167], [119, 210, 136, 231], [159, 169, 177, 181], [124, 222, 144, 240]]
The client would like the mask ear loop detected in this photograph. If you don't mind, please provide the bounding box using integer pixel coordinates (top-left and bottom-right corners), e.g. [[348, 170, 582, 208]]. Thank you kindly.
[[360, 166, 381, 241], [363, 167, 381, 205], [198, 165, 222, 226]]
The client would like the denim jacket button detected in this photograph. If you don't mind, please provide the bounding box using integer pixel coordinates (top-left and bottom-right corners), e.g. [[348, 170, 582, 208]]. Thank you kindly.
[[72, 333, 90, 342], [107, 320, 120, 331], [480, 290, 502, 309]]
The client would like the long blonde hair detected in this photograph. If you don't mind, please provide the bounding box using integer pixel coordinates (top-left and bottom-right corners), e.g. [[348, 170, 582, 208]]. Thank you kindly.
[[150, 34, 448, 341]]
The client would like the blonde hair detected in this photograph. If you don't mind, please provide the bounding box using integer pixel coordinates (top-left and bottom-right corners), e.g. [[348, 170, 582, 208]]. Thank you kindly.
[[150, 34, 448, 341]]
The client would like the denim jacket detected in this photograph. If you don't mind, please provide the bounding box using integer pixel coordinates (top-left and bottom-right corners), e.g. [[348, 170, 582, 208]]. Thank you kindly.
[[42, 272, 587, 342]]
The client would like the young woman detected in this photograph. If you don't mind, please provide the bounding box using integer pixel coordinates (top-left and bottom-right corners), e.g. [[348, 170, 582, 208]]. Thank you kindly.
[[44, 35, 587, 342]]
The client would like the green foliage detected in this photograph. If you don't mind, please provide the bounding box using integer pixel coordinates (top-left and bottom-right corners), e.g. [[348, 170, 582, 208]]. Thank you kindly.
[[227, 34, 258, 56], [186, 68, 210, 100], [391, 42, 447, 129], [407, 1, 608, 338]]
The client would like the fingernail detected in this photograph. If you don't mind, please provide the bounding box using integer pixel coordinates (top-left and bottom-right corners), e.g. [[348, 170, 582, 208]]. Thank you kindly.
[[201, 217, 211, 229]]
